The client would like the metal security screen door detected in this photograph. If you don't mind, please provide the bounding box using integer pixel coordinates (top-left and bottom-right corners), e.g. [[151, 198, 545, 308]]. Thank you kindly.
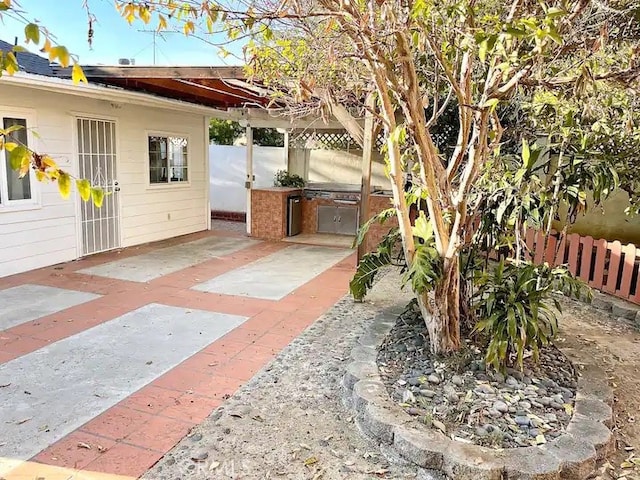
[[77, 118, 121, 255]]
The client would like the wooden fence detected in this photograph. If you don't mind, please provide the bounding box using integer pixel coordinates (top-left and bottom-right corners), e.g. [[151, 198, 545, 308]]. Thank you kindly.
[[524, 230, 640, 305]]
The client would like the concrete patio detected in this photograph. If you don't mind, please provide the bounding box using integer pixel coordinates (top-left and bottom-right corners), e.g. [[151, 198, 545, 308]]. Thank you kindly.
[[0, 228, 355, 479]]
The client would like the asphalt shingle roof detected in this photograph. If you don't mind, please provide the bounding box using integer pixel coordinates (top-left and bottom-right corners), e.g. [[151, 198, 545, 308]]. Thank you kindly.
[[0, 39, 53, 76]]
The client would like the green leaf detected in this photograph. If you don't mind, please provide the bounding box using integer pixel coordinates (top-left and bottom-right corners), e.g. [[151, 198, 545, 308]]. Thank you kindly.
[[522, 138, 532, 168], [24, 23, 40, 44], [76, 179, 91, 202], [412, 211, 434, 243], [58, 173, 71, 199], [91, 187, 105, 208], [8, 145, 28, 171], [482, 98, 499, 110]]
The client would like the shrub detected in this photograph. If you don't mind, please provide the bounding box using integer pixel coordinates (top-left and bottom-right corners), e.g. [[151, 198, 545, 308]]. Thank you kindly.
[[472, 259, 589, 371], [274, 170, 305, 188]]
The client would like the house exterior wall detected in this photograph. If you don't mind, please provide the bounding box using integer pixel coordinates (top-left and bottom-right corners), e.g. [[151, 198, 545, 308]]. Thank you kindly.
[[0, 83, 208, 278]]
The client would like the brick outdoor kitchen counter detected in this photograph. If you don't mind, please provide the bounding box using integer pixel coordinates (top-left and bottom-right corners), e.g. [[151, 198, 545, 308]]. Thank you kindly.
[[250, 186, 396, 252]]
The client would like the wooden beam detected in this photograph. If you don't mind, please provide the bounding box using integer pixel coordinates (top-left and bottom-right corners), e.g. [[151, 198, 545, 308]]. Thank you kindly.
[[357, 94, 377, 263], [328, 100, 365, 148], [54, 65, 247, 79], [229, 108, 363, 130]]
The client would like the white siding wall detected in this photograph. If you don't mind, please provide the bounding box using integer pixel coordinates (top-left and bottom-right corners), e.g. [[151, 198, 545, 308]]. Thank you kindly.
[[0, 84, 208, 278], [209, 144, 286, 213]]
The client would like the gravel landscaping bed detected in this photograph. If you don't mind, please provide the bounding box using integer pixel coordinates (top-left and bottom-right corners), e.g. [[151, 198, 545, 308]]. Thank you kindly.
[[378, 301, 578, 449], [143, 270, 423, 480]]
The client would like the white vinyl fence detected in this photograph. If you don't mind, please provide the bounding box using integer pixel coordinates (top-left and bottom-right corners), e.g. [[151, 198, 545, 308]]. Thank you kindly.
[[209, 144, 286, 213]]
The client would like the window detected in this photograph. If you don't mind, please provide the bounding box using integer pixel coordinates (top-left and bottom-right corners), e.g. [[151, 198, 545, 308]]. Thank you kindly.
[[148, 135, 188, 184], [0, 115, 35, 206]]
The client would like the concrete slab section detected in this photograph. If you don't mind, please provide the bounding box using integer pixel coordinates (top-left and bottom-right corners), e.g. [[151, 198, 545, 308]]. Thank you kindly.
[[0, 303, 247, 460], [192, 244, 352, 300], [78, 236, 260, 282], [0, 284, 100, 332]]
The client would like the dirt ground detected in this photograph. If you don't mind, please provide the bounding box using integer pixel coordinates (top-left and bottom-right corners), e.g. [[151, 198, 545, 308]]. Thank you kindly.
[[556, 299, 640, 480]]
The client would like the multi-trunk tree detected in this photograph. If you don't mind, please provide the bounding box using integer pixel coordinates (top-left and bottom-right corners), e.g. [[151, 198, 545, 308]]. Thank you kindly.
[[3, 0, 640, 365]]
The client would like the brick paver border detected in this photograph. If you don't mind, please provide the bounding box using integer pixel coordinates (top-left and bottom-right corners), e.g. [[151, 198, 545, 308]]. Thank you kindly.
[[0, 231, 355, 478]]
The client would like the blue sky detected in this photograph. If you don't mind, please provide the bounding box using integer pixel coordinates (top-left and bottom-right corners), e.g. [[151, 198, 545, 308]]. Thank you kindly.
[[2, 0, 244, 66]]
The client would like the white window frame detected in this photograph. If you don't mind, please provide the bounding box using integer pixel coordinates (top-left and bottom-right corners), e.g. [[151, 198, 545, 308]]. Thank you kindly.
[[146, 130, 191, 189], [0, 108, 40, 211]]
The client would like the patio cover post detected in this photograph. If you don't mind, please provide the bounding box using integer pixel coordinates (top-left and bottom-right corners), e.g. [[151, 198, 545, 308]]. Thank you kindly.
[[357, 94, 376, 263], [246, 125, 254, 235]]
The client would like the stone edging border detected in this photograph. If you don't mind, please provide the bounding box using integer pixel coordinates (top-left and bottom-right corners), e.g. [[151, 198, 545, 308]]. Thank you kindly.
[[584, 291, 640, 330], [342, 311, 615, 480]]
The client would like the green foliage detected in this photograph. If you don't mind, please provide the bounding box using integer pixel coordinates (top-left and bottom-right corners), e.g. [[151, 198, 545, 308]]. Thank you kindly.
[[350, 228, 402, 301], [352, 207, 396, 249], [209, 119, 284, 147], [404, 212, 442, 294], [273, 170, 305, 188], [254, 128, 285, 147], [209, 119, 243, 145], [472, 259, 589, 371]]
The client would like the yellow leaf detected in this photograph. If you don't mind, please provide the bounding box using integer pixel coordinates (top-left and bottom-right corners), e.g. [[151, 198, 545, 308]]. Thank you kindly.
[[42, 156, 57, 169], [183, 20, 195, 36], [58, 172, 71, 199], [24, 23, 40, 44], [41, 38, 52, 53], [303, 456, 318, 466], [563, 403, 573, 415], [139, 6, 151, 24], [19, 156, 30, 178], [4, 141, 17, 152], [91, 187, 105, 207], [72, 63, 87, 84], [76, 179, 91, 202], [5, 52, 19, 75], [535, 434, 547, 445], [157, 14, 168, 32], [49, 46, 70, 67], [35, 170, 47, 182]]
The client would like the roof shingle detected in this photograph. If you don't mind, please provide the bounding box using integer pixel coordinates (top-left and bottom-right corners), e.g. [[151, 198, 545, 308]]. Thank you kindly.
[[0, 39, 53, 76]]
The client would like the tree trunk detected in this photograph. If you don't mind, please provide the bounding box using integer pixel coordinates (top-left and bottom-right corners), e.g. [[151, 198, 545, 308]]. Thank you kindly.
[[416, 256, 462, 355]]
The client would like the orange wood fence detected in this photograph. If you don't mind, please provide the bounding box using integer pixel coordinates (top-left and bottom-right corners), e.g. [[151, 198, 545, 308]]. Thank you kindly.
[[524, 230, 640, 305]]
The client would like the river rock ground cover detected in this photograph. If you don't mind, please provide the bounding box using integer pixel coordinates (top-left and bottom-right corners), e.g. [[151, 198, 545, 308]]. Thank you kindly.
[[378, 300, 577, 449]]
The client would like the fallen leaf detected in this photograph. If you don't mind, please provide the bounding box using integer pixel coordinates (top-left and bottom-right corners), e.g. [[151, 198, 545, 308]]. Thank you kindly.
[[97, 445, 108, 453], [536, 434, 547, 445], [77, 442, 91, 450], [304, 456, 318, 466], [300, 443, 312, 450], [432, 419, 446, 433], [208, 461, 220, 471], [145, 360, 153, 365], [563, 404, 574, 415], [16, 418, 32, 425]]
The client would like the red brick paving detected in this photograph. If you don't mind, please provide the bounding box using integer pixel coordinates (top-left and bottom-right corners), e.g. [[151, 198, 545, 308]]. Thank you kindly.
[[0, 230, 355, 479]]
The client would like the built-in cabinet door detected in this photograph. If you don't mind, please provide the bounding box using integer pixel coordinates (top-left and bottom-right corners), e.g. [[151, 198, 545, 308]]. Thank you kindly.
[[317, 205, 336, 233], [336, 206, 358, 235], [317, 204, 359, 235]]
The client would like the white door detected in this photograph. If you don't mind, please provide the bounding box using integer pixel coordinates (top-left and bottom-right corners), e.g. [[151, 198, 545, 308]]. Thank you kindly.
[[76, 117, 121, 255]]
